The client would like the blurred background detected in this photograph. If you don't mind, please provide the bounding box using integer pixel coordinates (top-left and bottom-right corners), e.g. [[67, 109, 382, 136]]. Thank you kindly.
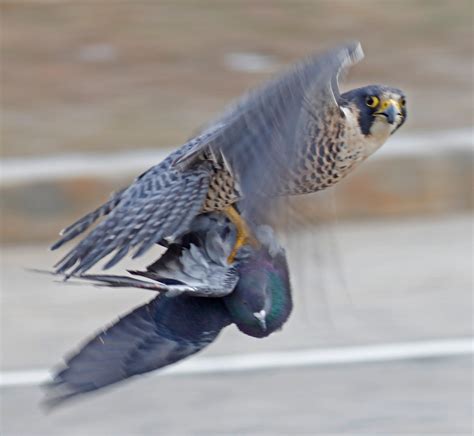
[[1, 1, 472, 434]]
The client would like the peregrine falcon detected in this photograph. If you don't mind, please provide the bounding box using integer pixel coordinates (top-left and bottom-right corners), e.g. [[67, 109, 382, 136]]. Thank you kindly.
[[46, 213, 292, 405], [52, 41, 406, 275]]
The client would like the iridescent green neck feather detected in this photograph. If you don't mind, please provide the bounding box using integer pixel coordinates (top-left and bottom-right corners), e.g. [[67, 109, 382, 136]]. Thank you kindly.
[[224, 252, 293, 338]]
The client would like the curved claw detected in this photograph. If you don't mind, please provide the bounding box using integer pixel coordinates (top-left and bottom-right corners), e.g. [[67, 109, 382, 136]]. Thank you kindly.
[[224, 206, 260, 263]]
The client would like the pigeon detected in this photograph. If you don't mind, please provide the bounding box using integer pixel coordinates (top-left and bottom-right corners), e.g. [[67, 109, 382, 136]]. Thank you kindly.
[[45, 213, 292, 406]]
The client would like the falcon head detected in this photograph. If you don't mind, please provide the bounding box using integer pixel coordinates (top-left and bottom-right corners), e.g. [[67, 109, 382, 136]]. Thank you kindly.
[[341, 85, 407, 139]]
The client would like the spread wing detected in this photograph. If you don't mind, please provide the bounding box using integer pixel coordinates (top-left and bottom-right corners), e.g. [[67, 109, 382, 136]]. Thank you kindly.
[[45, 295, 231, 407], [175, 41, 364, 219], [52, 128, 224, 276]]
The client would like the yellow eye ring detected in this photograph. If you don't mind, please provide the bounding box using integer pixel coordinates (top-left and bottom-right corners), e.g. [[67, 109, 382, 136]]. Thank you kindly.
[[365, 96, 379, 108], [400, 97, 406, 108]]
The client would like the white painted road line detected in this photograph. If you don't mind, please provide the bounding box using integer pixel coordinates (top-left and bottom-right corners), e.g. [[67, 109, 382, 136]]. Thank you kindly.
[[1, 337, 472, 388], [1, 128, 472, 186], [0, 149, 169, 186]]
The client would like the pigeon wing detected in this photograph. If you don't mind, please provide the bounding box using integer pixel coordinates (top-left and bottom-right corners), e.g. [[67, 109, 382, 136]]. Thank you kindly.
[[45, 295, 231, 407]]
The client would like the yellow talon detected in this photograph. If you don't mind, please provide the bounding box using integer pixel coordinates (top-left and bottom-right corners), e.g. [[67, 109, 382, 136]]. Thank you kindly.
[[224, 206, 260, 263]]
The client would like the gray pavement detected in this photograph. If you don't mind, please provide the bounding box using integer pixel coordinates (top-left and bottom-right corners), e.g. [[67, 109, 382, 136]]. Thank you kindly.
[[1, 213, 473, 434], [1, 357, 472, 435]]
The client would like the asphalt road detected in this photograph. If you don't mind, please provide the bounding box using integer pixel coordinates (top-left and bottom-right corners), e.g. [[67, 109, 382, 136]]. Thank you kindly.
[[1, 213, 472, 435]]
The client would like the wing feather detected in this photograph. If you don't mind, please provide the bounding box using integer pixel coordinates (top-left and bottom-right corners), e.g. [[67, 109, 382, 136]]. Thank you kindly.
[[54, 169, 210, 276], [45, 295, 231, 407]]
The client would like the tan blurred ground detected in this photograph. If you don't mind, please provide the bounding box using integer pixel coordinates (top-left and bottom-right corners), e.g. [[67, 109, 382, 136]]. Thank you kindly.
[[2, 0, 473, 157]]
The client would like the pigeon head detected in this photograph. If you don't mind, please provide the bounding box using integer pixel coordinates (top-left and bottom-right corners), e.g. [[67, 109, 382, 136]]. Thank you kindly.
[[224, 246, 293, 339]]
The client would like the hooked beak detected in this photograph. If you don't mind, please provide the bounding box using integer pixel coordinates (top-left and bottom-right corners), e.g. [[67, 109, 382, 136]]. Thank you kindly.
[[375, 99, 401, 125], [253, 310, 267, 331]]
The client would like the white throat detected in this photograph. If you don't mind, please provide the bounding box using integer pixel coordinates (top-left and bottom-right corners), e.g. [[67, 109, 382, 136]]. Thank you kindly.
[[342, 107, 394, 159], [367, 117, 394, 153]]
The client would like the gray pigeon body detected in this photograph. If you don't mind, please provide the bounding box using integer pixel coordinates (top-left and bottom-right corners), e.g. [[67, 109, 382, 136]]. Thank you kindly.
[[46, 213, 292, 406], [52, 41, 406, 276]]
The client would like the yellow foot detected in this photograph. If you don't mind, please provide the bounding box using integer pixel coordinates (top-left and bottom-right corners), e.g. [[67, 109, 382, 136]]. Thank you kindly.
[[224, 206, 260, 263]]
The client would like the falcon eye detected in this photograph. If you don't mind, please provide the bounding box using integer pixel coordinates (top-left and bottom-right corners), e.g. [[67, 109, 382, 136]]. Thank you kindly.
[[365, 96, 379, 108], [400, 97, 406, 108]]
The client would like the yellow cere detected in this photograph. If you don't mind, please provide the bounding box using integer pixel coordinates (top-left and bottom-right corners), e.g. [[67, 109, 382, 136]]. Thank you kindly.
[[379, 98, 401, 112]]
